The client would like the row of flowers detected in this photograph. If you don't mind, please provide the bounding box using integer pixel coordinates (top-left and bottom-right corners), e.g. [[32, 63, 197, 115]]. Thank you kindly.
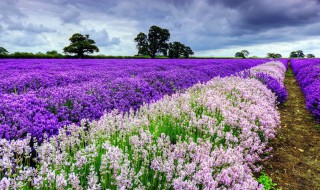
[[0, 59, 273, 141], [0, 61, 287, 189], [291, 59, 320, 123], [0, 59, 274, 95]]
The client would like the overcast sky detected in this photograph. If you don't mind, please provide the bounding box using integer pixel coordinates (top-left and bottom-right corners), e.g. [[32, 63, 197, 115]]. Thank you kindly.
[[1, 0, 320, 57]]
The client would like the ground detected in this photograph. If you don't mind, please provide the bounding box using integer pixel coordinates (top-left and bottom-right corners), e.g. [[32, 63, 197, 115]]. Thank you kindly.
[[264, 65, 320, 190]]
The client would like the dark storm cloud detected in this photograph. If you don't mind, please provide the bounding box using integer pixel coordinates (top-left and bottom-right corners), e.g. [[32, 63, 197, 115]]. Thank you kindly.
[[212, 0, 320, 32], [1, 0, 320, 55], [168, 0, 320, 50]]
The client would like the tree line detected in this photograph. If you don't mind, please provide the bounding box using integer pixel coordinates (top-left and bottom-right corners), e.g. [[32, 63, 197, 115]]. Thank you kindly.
[[234, 49, 316, 58], [134, 25, 194, 58], [0, 25, 194, 59], [0, 27, 318, 58]]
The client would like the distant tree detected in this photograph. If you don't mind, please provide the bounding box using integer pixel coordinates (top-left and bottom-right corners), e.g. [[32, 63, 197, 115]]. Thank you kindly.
[[290, 51, 298, 58], [182, 46, 194, 58], [241, 50, 250, 58], [134, 33, 149, 56], [296, 50, 305, 58], [167, 42, 194, 58], [148, 26, 170, 58], [10, 52, 35, 58], [267, 53, 275, 58], [290, 50, 304, 58], [0, 47, 9, 55], [235, 52, 245, 58], [46, 50, 59, 55], [267, 53, 282, 58], [63, 33, 99, 58], [275, 53, 282, 58], [168, 42, 184, 58], [306, 53, 315, 58], [134, 25, 170, 58]]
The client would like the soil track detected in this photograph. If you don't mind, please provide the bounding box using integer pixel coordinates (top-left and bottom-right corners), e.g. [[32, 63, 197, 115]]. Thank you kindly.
[[264, 63, 320, 190]]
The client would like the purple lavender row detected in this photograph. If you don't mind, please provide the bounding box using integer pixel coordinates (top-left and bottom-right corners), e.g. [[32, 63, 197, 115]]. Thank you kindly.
[[291, 59, 320, 123], [0, 59, 272, 141], [0, 59, 273, 94], [238, 60, 288, 104]]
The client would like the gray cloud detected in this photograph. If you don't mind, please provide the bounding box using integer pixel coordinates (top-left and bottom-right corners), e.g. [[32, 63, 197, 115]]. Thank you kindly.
[[83, 29, 121, 47], [0, 0, 25, 21], [1, 0, 320, 56], [7, 21, 56, 33], [212, 0, 320, 32], [10, 35, 48, 47]]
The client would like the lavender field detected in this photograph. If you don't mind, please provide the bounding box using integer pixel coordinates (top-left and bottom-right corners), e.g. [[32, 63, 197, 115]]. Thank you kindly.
[[0, 59, 292, 189], [291, 59, 320, 123], [0, 58, 277, 141]]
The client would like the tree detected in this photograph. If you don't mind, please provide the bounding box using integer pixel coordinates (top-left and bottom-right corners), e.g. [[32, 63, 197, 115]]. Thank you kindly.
[[290, 50, 304, 58], [235, 52, 245, 58], [148, 26, 170, 58], [290, 51, 298, 58], [168, 42, 183, 58], [241, 50, 250, 58], [275, 53, 282, 58], [296, 50, 305, 58], [63, 33, 99, 58], [46, 50, 59, 55], [134, 25, 170, 58], [168, 42, 184, 58], [267, 53, 275, 58], [0, 47, 9, 55], [134, 33, 149, 56], [182, 46, 194, 58], [267, 53, 282, 58], [306, 54, 315, 58], [168, 42, 194, 58]]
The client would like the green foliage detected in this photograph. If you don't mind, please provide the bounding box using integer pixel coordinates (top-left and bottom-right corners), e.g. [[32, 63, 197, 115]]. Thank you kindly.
[[290, 50, 305, 58], [285, 70, 294, 77], [241, 50, 250, 57], [258, 173, 279, 190], [182, 46, 194, 58], [10, 52, 38, 58], [134, 26, 170, 58], [168, 41, 194, 58], [234, 50, 249, 58], [267, 53, 282, 58], [148, 26, 170, 58], [134, 32, 149, 56], [306, 53, 315, 58], [235, 52, 245, 58], [46, 50, 59, 55], [134, 25, 193, 58], [63, 33, 99, 58], [0, 47, 9, 55]]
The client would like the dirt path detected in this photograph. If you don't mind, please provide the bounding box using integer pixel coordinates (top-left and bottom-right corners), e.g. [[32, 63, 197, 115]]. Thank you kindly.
[[264, 64, 320, 190]]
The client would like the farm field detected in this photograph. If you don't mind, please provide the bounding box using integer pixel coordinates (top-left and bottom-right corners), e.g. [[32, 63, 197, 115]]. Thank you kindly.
[[0, 58, 319, 190], [0, 58, 275, 141]]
